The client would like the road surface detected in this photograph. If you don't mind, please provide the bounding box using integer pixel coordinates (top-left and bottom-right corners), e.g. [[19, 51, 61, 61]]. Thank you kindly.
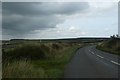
[[64, 45, 119, 78]]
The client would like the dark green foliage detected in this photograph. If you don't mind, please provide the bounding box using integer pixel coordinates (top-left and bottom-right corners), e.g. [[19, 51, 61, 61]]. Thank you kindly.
[[2, 42, 81, 78], [52, 43, 61, 50], [2, 43, 67, 62], [3, 44, 48, 61]]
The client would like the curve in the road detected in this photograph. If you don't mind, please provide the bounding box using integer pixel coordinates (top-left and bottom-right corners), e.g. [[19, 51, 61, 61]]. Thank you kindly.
[[64, 45, 119, 78]]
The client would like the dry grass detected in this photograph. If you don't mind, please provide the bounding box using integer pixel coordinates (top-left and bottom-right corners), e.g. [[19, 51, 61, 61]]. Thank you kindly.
[[2, 42, 81, 78], [3, 60, 46, 78]]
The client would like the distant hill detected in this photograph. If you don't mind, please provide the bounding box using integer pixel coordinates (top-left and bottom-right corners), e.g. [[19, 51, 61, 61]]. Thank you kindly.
[[9, 37, 110, 43]]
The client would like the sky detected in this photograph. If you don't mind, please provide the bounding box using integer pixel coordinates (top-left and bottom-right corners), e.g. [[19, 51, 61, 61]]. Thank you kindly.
[[2, 1, 118, 40]]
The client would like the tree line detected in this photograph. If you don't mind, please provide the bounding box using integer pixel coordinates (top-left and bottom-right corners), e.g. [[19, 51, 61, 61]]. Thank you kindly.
[[110, 34, 120, 38]]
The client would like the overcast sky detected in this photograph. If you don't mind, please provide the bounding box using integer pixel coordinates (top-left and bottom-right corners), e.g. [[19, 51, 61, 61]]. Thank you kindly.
[[2, 2, 118, 40]]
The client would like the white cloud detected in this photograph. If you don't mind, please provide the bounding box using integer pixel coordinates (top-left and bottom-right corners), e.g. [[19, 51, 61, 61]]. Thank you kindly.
[[69, 26, 75, 31], [89, 2, 116, 9], [81, 32, 86, 35], [104, 28, 109, 31]]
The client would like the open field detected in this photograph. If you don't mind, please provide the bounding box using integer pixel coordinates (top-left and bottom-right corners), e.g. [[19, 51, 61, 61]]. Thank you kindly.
[[2, 41, 83, 78], [2, 38, 119, 78]]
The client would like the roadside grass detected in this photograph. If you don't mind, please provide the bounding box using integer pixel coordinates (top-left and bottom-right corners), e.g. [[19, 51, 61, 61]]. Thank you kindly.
[[96, 46, 119, 55], [2, 42, 81, 78], [96, 38, 120, 55], [2, 60, 46, 78], [32, 45, 80, 78]]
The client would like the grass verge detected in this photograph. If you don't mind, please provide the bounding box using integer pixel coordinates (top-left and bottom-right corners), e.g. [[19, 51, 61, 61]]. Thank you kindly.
[[96, 38, 120, 55], [32, 45, 80, 78], [3, 43, 81, 78], [96, 45, 119, 55]]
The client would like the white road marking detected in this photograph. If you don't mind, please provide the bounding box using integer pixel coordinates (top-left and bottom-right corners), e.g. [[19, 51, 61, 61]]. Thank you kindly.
[[110, 60, 120, 66], [96, 54, 104, 58], [89, 49, 120, 66], [88, 49, 94, 54], [88, 50, 91, 52], [91, 51, 95, 54]]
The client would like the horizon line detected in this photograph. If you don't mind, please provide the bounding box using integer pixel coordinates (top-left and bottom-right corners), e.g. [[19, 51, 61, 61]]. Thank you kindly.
[[1, 36, 111, 41]]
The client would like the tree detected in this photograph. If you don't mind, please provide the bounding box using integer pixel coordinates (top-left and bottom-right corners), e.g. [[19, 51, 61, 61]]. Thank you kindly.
[[110, 35, 115, 38], [110, 34, 120, 38], [116, 34, 119, 38]]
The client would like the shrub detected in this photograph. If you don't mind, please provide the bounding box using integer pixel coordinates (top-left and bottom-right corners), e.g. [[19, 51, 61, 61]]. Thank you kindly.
[[52, 43, 61, 50], [2, 43, 71, 62], [3, 44, 47, 61]]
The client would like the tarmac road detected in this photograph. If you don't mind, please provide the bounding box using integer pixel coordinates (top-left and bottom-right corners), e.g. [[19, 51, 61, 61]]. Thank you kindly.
[[64, 45, 119, 78]]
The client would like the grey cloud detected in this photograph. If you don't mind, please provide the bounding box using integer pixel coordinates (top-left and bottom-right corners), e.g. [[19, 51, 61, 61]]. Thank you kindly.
[[2, 2, 89, 39], [3, 2, 89, 15], [3, 14, 63, 35]]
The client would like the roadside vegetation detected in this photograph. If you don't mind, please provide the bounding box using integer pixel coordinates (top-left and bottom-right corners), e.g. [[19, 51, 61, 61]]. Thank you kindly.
[[96, 35, 120, 55], [2, 42, 83, 78]]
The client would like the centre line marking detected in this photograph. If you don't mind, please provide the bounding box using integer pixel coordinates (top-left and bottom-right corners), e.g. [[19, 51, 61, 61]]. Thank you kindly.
[[88, 50, 94, 54], [88, 49, 120, 66], [91, 52, 94, 54], [89, 50, 91, 52], [110, 60, 120, 66], [96, 54, 104, 58]]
